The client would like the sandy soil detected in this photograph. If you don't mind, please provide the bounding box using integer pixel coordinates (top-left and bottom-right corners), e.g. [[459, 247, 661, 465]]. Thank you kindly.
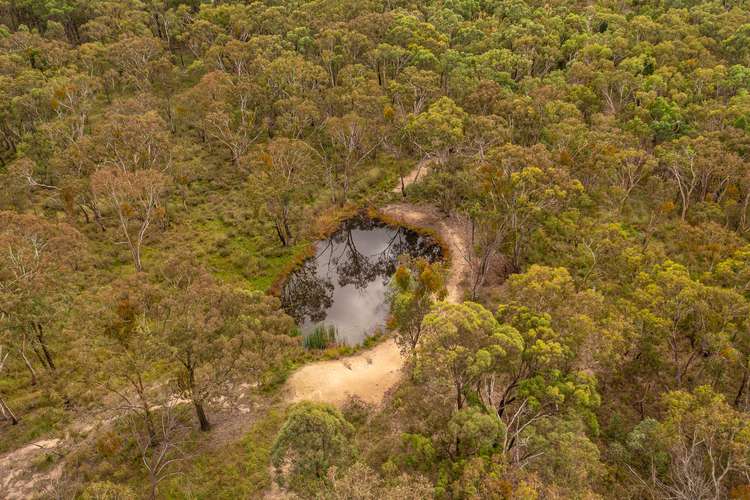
[[0, 438, 65, 499], [393, 158, 431, 196], [284, 338, 403, 406]]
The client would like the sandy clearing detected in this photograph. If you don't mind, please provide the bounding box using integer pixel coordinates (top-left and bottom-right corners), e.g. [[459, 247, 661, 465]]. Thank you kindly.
[[284, 338, 403, 406], [0, 438, 64, 499]]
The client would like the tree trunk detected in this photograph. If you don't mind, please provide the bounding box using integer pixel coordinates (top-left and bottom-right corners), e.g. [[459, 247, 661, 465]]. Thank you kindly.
[[194, 400, 211, 432], [282, 208, 293, 245], [144, 406, 157, 444], [0, 396, 18, 425], [735, 369, 748, 409], [341, 171, 350, 206], [274, 221, 288, 246], [21, 350, 38, 385], [32, 343, 47, 369], [455, 379, 463, 411], [740, 191, 750, 232], [133, 245, 144, 272], [34, 323, 55, 371], [149, 475, 158, 500]]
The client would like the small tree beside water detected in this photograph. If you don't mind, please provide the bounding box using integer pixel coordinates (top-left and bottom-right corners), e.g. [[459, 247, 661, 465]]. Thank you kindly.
[[388, 256, 446, 356]]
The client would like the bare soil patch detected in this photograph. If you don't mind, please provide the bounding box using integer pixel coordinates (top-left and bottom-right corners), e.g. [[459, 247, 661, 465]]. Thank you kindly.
[[284, 338, 403, 407]]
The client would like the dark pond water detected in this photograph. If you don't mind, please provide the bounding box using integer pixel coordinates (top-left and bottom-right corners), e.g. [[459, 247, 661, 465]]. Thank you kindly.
[[281, 215, 443, 345]]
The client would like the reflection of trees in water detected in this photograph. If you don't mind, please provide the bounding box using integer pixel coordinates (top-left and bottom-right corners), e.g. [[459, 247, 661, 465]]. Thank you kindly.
[[329, 227, 383, 289], [329, 217, 442, 289], [281, 215, 442, 325], [280, 257, 334, 324]]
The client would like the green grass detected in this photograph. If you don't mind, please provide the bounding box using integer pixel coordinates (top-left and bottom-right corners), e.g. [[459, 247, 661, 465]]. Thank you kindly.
[[0, 372, 70, 454], [162, 408, 287, 499], [304, 324, 339, 350], [147, 209, 309, 293], [0, 405, 67, 454]]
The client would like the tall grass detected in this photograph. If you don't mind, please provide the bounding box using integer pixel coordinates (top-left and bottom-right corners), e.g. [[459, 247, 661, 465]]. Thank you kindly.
[[304, 324, 338, 350]]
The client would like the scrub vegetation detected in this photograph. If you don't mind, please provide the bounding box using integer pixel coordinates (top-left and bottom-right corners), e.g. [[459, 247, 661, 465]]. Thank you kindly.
[[1, 0, 750, 497]]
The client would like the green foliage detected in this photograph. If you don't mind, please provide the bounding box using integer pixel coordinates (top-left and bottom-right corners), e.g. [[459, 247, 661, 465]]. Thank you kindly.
[[271, 401, 355, 494], [388, 256, 446, 354], [418, 301, 523, 410], [444, 406, 505, 458], [162, 408, 287, 498], [626, 387, 750, 498], [3, 0, 750, 496], [648, 98, 688, 142], [399, 433, 437, 471], [405, 97, 467, 166], [524, 418, 604, 496], [79, 481, 136, 500]]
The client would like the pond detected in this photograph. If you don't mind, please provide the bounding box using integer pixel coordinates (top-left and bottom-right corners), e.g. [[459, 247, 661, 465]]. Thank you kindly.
[[280, 215, 443, 346]]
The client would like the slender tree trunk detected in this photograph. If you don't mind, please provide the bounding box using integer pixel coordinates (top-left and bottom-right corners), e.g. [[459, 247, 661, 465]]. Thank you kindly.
[[143, 404, 157, 444], [34, 323, 55, 371], [274, 221, 288, 246], [91, 199, 106, 232], [735, 369, 748, 409], [282, 207, 293, 245], [79, 204, 91, 224], [496, 379, 519, 418], [135, 376, 157, 443], [194, 400, 211, 432], [133, 245, 144, 272], [740, 192, 750, 232], [455, 379, 463, 411], [341, 166, 350, 206], [0, 396, 18, 425], [31, 343, 47, 369], [149, 475, 158, 500], [21, 350, 38, 385]]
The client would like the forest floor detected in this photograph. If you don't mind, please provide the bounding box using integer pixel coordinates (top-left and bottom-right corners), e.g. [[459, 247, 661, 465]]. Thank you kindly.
[[0, 159, 470, 499]]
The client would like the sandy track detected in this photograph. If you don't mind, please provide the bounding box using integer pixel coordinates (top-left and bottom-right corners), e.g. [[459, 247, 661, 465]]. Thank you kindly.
[[0, 439, 64, 499], [393, 159, 430, 195]]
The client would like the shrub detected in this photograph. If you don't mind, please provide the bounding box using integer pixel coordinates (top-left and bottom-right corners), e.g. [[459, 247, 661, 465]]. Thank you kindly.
[[271, 402, 355, 494], [79, 481, 136, 500]]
